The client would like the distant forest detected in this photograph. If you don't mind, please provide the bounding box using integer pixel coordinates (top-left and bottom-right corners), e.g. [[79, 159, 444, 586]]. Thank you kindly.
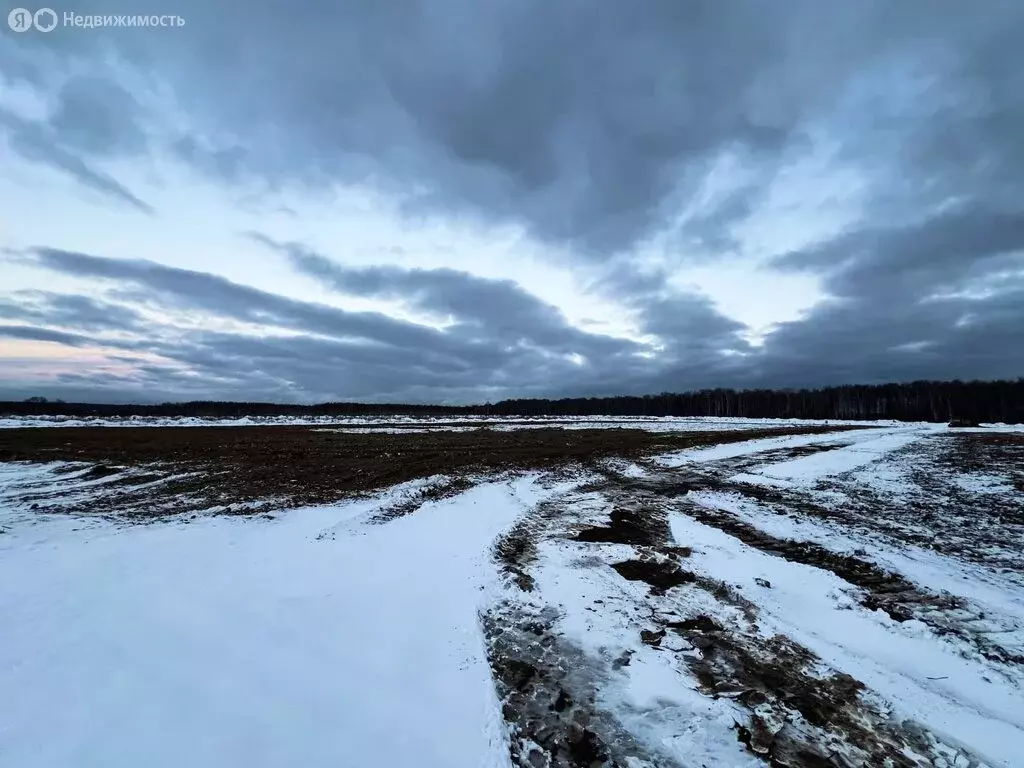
[[4, 379, 1023, 423]]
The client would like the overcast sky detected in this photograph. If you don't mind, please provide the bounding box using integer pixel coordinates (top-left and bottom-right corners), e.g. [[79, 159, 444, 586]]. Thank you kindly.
[[1, 1, 1022, 404]]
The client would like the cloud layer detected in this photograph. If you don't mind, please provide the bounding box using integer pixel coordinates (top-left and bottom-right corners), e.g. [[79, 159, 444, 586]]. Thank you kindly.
[[1, 1, 1022, 402]]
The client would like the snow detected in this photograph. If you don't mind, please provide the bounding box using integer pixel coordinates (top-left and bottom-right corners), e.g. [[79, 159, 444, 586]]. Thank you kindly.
[[952, 473, 1019, 494], [0, 472, 557, 768], [654, 423, 935, 468], [668, 512, 1024, 767], [741, 430, 928, 485], [687, 489, 1024, 621], [492, 423, 1024, 765], [525, 538, 765, 767]]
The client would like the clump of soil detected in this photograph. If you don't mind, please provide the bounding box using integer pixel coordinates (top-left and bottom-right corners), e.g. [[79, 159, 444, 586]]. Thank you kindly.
[[667, 615, 721, 633], [80, 464, 120, 480], [574, 507, 669, 546], [611, 559, 696, 594]]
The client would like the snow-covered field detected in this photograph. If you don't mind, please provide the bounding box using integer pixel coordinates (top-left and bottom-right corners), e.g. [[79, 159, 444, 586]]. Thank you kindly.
[[0, 475, 555, 768], [2, 421, 1022, 767]]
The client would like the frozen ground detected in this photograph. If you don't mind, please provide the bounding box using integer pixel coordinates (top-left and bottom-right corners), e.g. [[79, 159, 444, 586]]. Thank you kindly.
[[0, 413, 923, 430], [489, 424, 1024, 766], [1, 422, 1022, 767]]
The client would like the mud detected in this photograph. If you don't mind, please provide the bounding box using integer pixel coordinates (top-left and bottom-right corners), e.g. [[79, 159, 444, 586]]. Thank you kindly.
[[496, 493, 594, 592], [670, 622, 934, 766], [630, 468, 1024, 667], [679, 502, 958, 616], [667, 614, 721, 632], [486, 448, 1004, 768], [79, 464, 121, 480], [747, 433, 1024, 574], [483, 604, 670, 768]]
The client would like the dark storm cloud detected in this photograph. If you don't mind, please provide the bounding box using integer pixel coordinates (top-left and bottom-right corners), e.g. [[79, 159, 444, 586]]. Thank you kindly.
[[772, 207, 1024, 295], [756, 286, 1024, 387], [743, 8, 1024, 392], [15, 247, 690, 401], [16, 0, 1005, 254], [0, 292, 145, 332], [254, 234, 635, 358], [0, 106, 154, 214], [259, 234, 765, 398], [47, 76, 150, 157], [585, 260, 753, 371], [13, 233, 1020, 404], [9, 245, 771, 402], [640, 295, 750, 357], [25, 246, 471, 359], [0, 324, 90, 347], [7, 1, 1022, 254], [757, 204, 1024, 386]]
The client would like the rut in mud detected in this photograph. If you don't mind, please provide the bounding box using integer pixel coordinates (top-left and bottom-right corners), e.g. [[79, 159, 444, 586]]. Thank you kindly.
[[682, 432, 1024, 575], [820, 433, 1024, 572], [366, 476, 478, 524], [623, 462, 1024, 667], [484, 604, 670, 768], [485, 437, 1013, 767]]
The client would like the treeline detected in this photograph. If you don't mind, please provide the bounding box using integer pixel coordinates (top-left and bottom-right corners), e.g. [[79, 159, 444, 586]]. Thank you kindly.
[[488, 379, 1024, 423], [3, 379, 1022, 423]]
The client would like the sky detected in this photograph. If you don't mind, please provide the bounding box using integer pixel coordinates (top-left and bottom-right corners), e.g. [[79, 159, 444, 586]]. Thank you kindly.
[[1, 0, 1022, 404]]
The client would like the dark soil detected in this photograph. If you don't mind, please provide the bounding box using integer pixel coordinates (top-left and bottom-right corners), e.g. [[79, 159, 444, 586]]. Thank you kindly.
[[79, 464, 121, 480], [489, 467, 959, 767], [574, 507, 670, 546], [667, 615, 722, 633], [610, 558, 696, 593], [586, 452, 1024, 666], [738, 432, 1024, 573], [0, 424, 848, 518], [674, 623, 933, 765], [496, 521, 540, 592], [938, 432, 1024, 490]]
